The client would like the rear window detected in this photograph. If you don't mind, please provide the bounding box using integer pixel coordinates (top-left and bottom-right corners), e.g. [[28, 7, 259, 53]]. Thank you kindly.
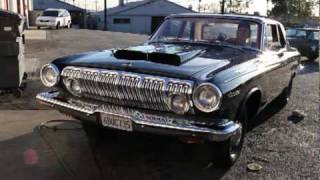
[[286, 28, 306, 38], [42, 10, 59, 17], [286, 28, 297, 37]]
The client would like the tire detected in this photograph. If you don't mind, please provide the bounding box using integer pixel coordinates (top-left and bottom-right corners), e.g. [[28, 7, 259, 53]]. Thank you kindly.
[[279, 78, 293, 104], [13, 89, 23, 98], [56, 22, 60, 29], [308, 55, 318, 62], [210, 109, 247, 168], [37, 26, 40, 29]]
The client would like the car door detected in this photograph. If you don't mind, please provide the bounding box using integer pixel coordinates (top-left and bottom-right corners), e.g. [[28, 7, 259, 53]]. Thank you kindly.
[[306, 31, 319, 56], [262, 23, 295, 101], [62, 11, 67, 26]]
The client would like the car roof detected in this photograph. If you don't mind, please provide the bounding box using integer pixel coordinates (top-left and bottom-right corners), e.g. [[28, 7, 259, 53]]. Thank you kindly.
[[287, 27, 320, 31], [167, 13, 280, 24]]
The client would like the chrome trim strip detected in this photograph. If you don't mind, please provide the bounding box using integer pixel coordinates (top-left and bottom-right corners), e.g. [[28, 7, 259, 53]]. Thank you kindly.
[[36, 91, 240, 141], [61, 66, 194, 114]]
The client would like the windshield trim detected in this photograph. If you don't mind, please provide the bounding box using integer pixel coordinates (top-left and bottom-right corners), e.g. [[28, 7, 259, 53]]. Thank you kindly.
[[148, 39, 262, 53]]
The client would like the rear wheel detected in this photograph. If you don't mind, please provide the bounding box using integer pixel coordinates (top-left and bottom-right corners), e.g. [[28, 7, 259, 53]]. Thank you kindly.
[[210, 110, 247, 168], [37, 26, 40, 29], [56, 22, 60, 29], [279, 77, 293, 104], [308, 55, 318, 62]]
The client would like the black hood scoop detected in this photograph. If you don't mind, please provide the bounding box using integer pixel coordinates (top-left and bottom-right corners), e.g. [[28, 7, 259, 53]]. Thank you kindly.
[[113, 49, 203, 66]]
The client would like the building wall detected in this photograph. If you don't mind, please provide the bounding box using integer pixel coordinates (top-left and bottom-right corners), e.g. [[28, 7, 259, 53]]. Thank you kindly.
[[107, 15, 151, 34], [97, 0, 193, 34], [0, 0, 33, 26]]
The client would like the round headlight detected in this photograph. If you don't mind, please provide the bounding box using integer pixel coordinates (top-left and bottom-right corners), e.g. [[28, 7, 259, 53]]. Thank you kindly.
[[40, 64, 60, 87], [64, 78, 82, 96], [193, 83, 222, 113], [168, 94, 190, 114]]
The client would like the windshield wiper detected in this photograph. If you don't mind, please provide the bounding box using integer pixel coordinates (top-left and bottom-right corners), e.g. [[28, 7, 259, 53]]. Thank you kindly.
[[206, 40, 261, 52], [148, 38, 193, 44]]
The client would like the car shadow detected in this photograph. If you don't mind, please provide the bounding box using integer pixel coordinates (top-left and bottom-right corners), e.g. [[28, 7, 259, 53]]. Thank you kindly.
[[0, 120, 228, 180], [85, 129, 228, 180]]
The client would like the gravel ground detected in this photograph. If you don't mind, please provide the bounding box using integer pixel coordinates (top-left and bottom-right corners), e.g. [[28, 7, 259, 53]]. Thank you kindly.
[[0, 29, 319, 180]]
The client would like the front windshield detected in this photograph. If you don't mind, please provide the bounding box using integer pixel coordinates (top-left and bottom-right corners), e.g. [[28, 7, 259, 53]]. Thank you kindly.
[[150, 18, 262, 49], [42, 10, 59, 17]]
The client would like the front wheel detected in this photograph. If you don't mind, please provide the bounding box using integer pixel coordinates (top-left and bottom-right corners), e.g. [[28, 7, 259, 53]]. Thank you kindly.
[[210, 110, 247, 168]]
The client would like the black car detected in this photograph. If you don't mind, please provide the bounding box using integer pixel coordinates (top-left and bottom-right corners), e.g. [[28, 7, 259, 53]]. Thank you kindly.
[[36, 14, 300, 167], [286, 27, 319, 61]]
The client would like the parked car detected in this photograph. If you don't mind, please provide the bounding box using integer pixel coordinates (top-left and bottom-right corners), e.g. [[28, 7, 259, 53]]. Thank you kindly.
[[36, 14, 300, 167], [35, 8, 72, 29], [286, 27, 319, 61]]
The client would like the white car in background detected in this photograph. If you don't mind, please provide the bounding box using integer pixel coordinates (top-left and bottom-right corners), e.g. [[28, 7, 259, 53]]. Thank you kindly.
[[36, 9, 72, 29]]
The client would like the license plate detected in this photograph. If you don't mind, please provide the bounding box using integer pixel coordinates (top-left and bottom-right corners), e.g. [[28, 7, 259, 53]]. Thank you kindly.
[[101, 113, 133, 132]]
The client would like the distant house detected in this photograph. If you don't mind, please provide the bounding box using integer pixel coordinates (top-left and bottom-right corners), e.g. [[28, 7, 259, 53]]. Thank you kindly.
[[96, 0, 195, 34], [32, 0, 85, 27], [0, 0, 33, 26]]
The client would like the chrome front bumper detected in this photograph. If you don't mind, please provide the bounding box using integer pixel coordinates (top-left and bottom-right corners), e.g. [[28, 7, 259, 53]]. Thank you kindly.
[[36, 91, 240, 142], [36, 21, 56, 27]]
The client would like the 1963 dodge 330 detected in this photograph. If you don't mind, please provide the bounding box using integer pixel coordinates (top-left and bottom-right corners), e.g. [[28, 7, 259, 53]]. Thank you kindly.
[[37, 14, 300, 167]]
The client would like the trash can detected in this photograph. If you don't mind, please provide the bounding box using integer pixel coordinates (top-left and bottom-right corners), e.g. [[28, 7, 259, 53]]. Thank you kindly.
[[0, 10, 26, 95]]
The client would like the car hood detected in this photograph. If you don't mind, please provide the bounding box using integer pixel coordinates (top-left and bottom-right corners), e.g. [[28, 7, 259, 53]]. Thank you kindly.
[[53, 43, 259, 80]]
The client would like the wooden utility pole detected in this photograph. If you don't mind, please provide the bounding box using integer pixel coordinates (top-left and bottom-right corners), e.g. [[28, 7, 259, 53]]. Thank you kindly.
[[221, 0, 226, 14], [104, 0, 107, 30]]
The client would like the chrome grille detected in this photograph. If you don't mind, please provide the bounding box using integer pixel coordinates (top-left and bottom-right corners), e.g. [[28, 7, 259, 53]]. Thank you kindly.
[[61, 66, 194, 113]]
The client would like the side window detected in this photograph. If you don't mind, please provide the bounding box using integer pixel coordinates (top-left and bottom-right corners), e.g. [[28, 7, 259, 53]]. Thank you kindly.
[[314, 31, 319, 40], [161, 20, 192, 40], [265, 24, 281, 51], [59, 11, 63, 17], [296, 30, 306, 38], [277, 25, 286, 48]]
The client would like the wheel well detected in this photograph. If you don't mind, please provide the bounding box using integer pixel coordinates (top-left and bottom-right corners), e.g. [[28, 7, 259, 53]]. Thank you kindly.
[[245, 90, 261, 121]]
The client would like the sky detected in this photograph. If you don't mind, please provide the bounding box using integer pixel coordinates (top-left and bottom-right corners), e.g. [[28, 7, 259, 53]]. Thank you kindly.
[[65, 0, 318, 16]]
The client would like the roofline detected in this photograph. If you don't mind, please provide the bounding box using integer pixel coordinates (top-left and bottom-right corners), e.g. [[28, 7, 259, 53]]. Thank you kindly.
[[34, 0, 85, 11], [288, 27, 320, 31], [167, 13, 285, 25], [109, 0, 194, 16]]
